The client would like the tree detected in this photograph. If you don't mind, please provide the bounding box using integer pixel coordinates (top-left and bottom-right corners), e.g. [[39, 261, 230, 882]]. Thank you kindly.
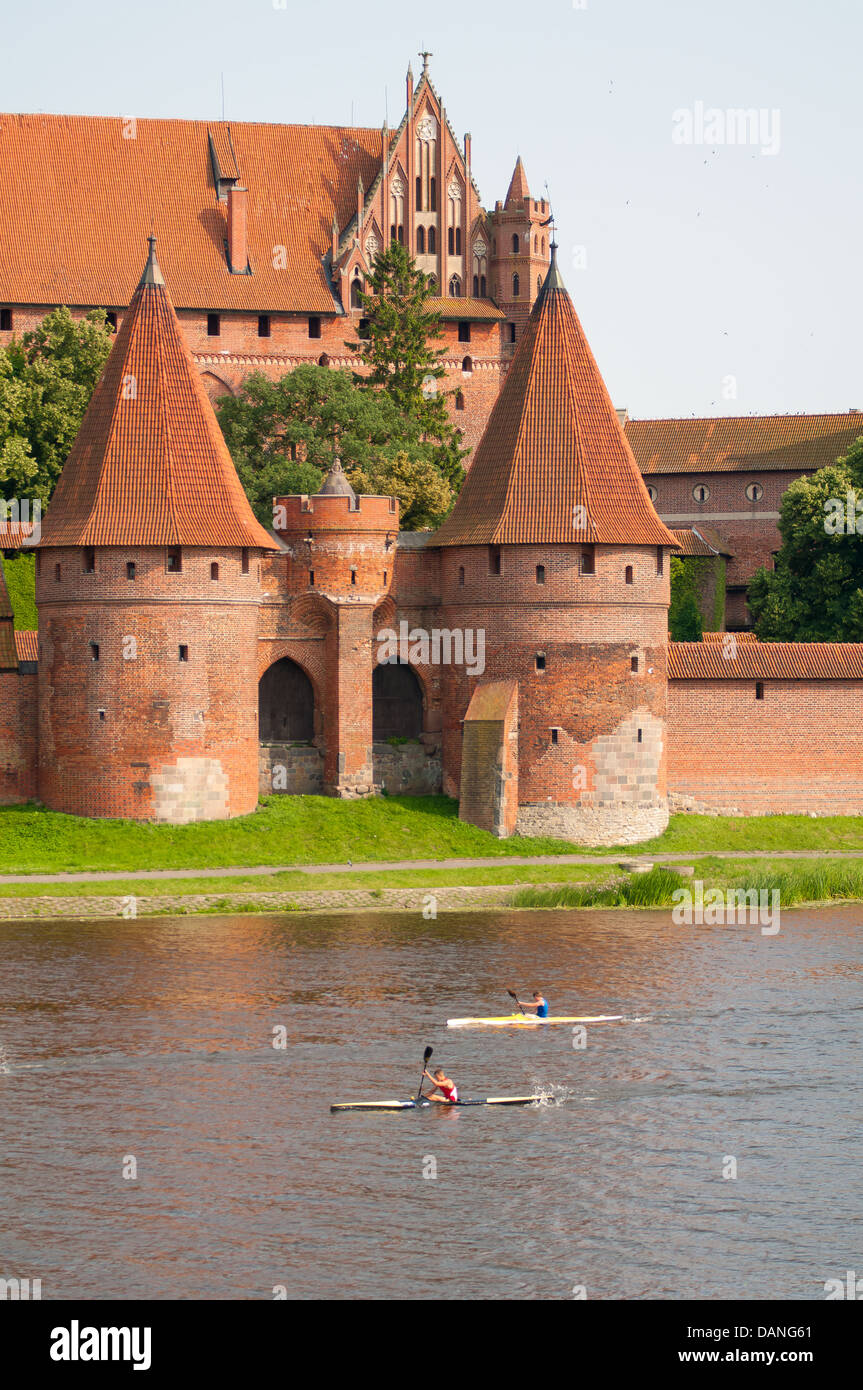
[[350, 451, 453, 531], [217, 364, 452, 528], [0, 307, 113, 508], [349, 240, 466, 486], [668, 557, 704, 640], [747, 436, 863, 641]]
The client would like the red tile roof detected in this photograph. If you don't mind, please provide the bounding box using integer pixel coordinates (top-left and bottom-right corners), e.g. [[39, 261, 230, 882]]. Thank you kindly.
[[0, 522, 34, 548], [0, 113, 384, 314], [429, 297, 505, 321], [626, 413, 863, 475], [670, 526, 734, 557], [15, 630, 38, 661], [669, 641, 863, 679], [433, 249, 676, 547], [38, 240, 279, 550]]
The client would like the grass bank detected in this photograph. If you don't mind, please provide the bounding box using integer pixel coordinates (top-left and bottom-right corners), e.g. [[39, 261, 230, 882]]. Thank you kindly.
[[3, 796, 863, 877], [510, 860, 863, 910]]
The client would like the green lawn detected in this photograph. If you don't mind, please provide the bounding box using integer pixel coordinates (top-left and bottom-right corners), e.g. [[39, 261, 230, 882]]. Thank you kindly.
[[0, 861, 617, 900], [2, 795, 863, 877]]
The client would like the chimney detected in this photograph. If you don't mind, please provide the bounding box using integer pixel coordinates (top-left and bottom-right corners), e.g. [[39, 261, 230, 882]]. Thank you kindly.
[[228, 185, 248, 273]]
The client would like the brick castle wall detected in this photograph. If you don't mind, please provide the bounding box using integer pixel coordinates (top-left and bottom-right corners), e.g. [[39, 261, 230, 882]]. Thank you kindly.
[[668, 677, 863, 814]]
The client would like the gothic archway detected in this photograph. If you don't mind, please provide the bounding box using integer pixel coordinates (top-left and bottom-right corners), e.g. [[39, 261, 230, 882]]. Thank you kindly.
[[373, 660, 423, 740], [259, 657, 315, 742]]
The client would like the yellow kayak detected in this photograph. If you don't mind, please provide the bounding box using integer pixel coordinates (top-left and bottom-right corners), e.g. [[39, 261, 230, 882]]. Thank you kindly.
[[446, 1013, 623, 1029]]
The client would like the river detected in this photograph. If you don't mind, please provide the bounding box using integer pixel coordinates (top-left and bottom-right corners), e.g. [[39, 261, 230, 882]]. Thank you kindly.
[[0, 905, 860, 1299]]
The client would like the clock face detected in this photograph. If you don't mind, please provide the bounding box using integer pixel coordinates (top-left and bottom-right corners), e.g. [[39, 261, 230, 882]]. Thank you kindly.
[[417, 114, 437, 141]]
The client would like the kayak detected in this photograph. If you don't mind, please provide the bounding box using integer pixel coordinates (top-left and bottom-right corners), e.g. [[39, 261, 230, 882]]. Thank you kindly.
[[331, 1095, 540, 1113], [447, 1013, 624, 1029]]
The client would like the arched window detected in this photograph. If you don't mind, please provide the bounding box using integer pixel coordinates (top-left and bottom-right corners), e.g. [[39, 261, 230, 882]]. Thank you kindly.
[[350, 272, 363, 309], [428, 226, 436, 253], [455, 391, 465, 410], [473, 274, 479, 296], [317, 353, 330, 367], [512, 272, 520, 297], [480, 274, 486, 297], [259, 658, 315, 743], [541, 237, 546, 254], [449, 275, 461, 298], [417, 225, 425, 254], [511, 233, 519, 253], [462, 356, 473, 374], [534, 235, 538, 252], [373, 660, 423, 741]]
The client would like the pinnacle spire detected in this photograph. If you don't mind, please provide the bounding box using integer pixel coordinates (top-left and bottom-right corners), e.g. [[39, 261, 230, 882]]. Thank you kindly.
[[138, 233, 165, 287], [317, 457, 356, 500], [504, 156, 531, 209]]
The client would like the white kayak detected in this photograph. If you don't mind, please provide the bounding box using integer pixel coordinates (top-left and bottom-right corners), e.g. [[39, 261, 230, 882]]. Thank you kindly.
[[331, 1095, 540, 1113], [329, 1089, 539, 1112], [447, 1013, 624, 1029]]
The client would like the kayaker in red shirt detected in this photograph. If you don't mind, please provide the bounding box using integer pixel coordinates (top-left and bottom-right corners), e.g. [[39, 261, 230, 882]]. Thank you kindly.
[[424, 1067, 459, 1104]]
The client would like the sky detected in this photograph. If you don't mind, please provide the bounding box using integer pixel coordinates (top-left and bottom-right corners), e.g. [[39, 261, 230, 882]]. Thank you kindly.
[[2, 0, 860, 419]]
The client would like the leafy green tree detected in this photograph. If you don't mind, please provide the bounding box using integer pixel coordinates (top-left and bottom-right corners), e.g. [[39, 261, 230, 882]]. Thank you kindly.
[[0, 307, 113, 507], [217, 364, 451, 528], [350, 451, 453, 531], [349, 240, 466, 486], [668, 557, 704, 640], [748, 437, 863, 640]]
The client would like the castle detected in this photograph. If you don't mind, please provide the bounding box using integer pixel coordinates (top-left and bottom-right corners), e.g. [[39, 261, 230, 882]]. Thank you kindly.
[[2, 233, 862, 843], [2, 58, 861, 631]]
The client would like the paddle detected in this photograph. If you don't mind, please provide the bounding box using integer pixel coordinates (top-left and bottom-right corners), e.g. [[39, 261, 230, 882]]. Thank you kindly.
[[416, 1045, 433, 1104], [508, 989, 526, 1016]]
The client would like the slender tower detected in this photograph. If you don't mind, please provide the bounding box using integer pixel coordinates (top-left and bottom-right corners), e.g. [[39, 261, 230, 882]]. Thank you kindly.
[[35, 238, 278, 822], [433, 244, 677, 845]]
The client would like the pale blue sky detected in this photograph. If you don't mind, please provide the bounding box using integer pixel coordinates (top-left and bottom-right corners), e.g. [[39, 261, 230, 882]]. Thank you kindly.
[[3, 0, 860, 419]]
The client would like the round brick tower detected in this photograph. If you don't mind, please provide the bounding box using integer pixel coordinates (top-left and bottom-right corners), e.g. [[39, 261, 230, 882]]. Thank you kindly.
[[35, 238, 278, 822], [272, 462, 398, 796], [433, 243, 677, 845]]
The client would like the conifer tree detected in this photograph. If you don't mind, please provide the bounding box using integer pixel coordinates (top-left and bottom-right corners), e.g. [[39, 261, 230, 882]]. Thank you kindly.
[[348, 241, 466, 486]]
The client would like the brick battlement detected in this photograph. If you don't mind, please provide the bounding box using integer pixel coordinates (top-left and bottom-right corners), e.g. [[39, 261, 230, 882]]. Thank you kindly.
[[273, 493, 399, 535]]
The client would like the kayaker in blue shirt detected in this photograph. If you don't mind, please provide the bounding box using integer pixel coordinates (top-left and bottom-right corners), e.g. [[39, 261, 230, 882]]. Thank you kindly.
[[517, 990, 549, 1019]]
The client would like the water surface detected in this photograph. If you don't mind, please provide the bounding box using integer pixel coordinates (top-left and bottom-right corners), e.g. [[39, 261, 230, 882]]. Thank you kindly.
[[1, 905, 860, 1299]]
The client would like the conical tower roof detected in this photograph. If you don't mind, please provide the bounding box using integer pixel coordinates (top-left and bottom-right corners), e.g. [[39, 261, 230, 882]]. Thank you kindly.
[[504, 156, 531, 208], [317, 458, 356, 499], [434, 245, 676, 548], [39, 237, 277, 550]]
